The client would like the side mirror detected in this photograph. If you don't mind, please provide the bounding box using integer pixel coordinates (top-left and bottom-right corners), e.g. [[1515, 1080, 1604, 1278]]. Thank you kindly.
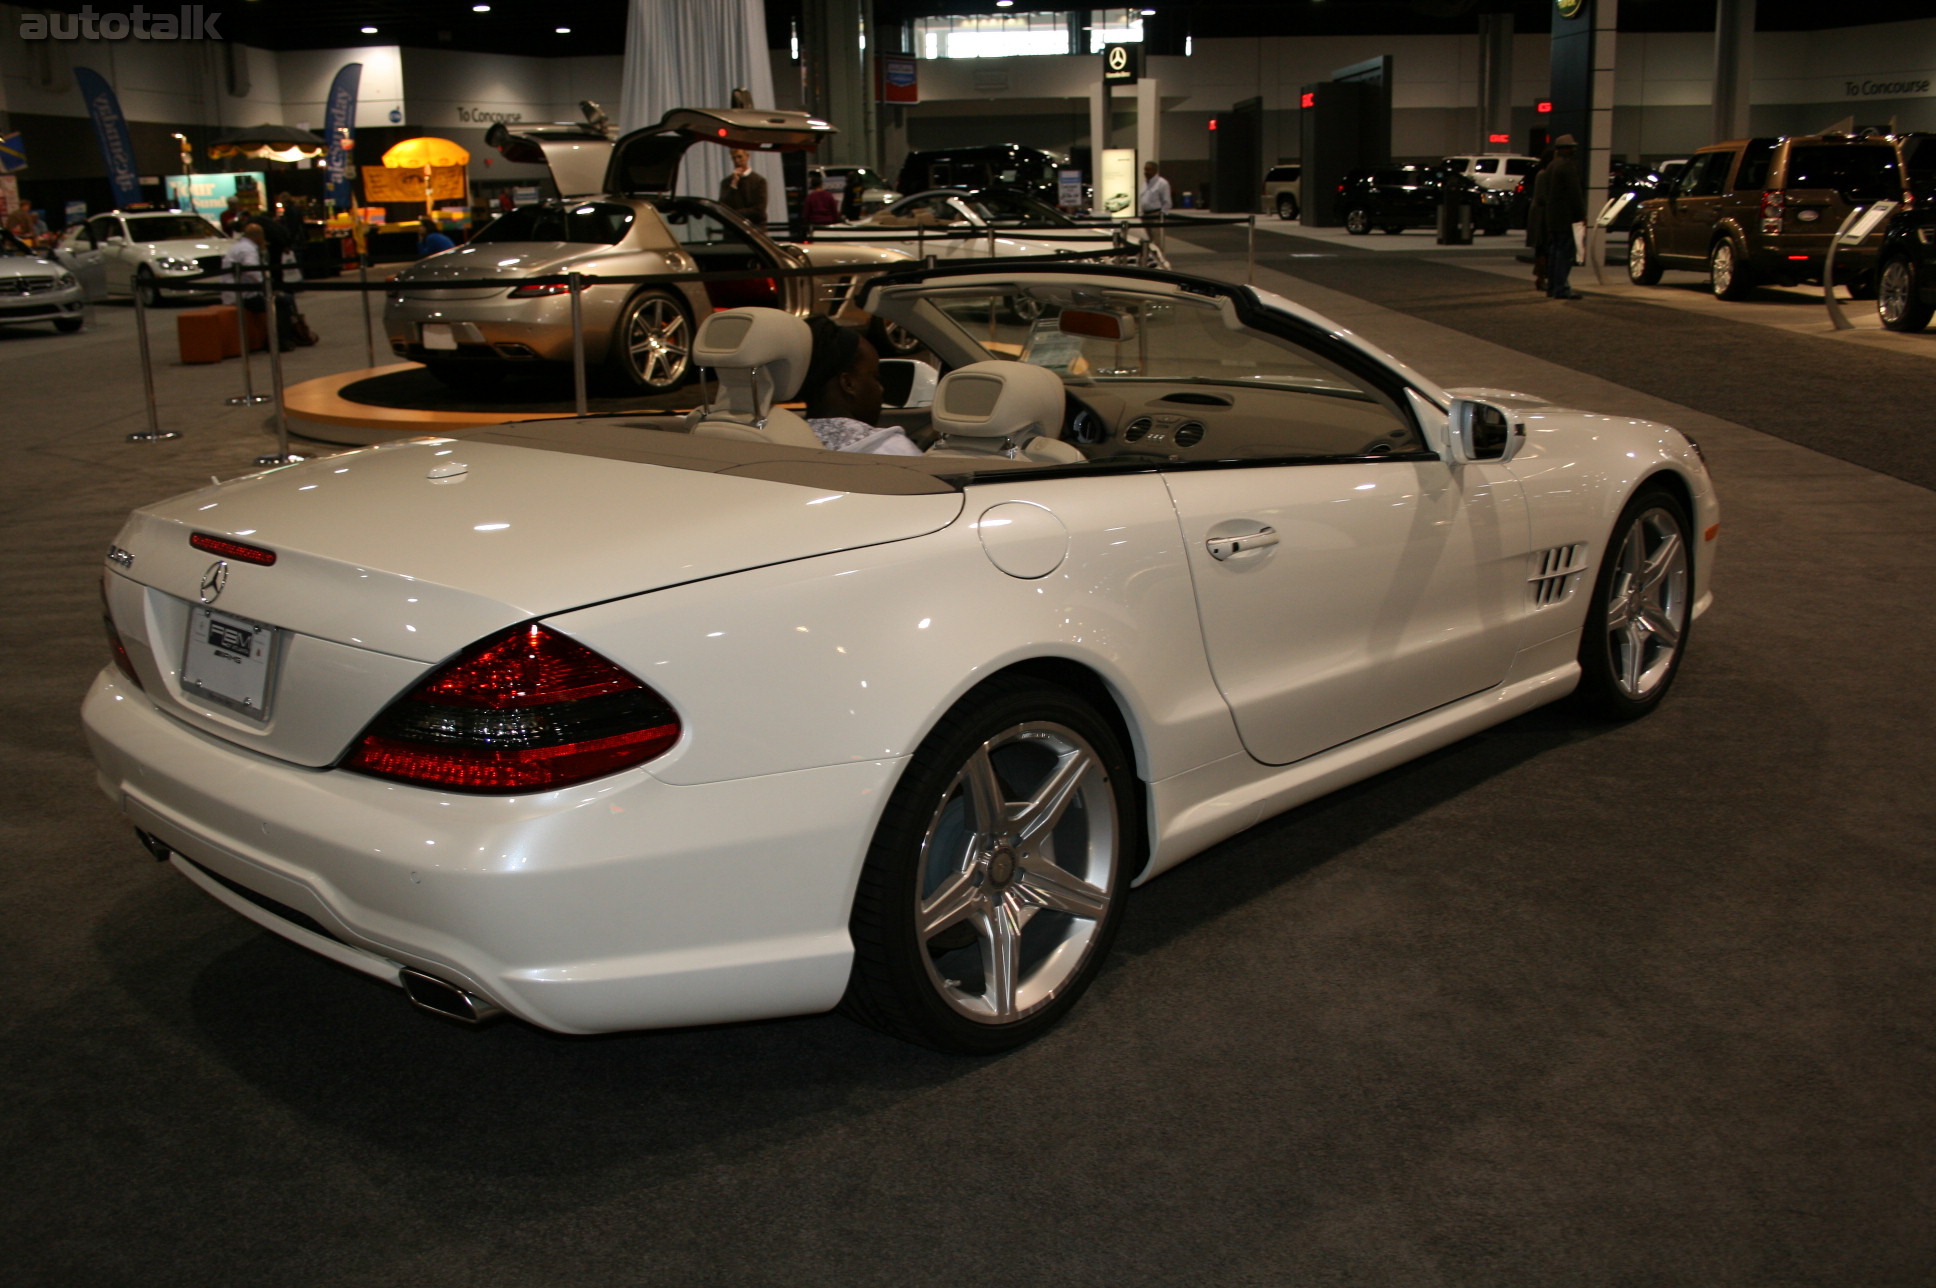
[[878, 357, 938, 409], [1446, 397, 1524, 464]]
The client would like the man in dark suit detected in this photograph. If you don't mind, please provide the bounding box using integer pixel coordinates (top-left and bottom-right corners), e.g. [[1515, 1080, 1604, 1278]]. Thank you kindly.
[[719, 149, 769, 225], [1536, 134, 1588, 299]]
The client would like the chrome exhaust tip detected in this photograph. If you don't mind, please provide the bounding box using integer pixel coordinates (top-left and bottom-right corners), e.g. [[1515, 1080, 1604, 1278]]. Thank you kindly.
[[398, 968, 505, 1025]]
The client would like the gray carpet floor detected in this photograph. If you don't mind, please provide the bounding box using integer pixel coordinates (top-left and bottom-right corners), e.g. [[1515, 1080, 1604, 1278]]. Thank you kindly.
[[1, 246, 1930, 1286]]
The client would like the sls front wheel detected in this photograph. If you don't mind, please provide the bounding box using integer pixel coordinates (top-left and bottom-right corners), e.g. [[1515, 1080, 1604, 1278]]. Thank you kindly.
[[842, 677, 1137, 1054]]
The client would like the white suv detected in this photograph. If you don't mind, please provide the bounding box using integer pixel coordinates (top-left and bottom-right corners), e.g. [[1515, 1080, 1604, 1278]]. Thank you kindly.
[[1443, 154, 1538, 193]]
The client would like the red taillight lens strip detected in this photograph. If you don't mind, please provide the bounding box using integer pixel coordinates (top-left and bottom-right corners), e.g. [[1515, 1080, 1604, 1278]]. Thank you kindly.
[[190, 533, 277, 565], [343, 623, 681, 793], [507, 279, 572, 298], [101, 575, 143, 690]]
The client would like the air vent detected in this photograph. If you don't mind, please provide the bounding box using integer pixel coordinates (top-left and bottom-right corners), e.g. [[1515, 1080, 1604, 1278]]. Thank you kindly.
[[1527, 543, 1589, 608], [1173, 421, 1205, 447], [1123, 417, 1153, 441], [1158, 392, 1233, 407]]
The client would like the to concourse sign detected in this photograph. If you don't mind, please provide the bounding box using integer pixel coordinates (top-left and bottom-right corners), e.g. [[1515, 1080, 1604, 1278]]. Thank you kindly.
[[1103, 43, 1139, 85]]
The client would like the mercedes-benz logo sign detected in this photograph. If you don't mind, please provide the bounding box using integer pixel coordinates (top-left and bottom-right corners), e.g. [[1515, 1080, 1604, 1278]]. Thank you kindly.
[[198, 560, 228, 605], [1108, 45, 1128, 71]]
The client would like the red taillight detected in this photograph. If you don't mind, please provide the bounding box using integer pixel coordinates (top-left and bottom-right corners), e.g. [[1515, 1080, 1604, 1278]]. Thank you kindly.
[[343, 624, 679, 793], [508, 279, 572, 298], [101, 575, 142, 690], [1760, 189, 1786, 234], [190, 533, 276, 565]]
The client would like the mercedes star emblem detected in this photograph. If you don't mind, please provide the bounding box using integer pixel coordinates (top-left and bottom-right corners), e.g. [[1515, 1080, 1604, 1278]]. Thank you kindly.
[[198, 560, 228, 605]]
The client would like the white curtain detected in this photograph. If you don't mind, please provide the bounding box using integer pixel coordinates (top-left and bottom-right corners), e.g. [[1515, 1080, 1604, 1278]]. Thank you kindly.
[[619, 0, 782, 211]]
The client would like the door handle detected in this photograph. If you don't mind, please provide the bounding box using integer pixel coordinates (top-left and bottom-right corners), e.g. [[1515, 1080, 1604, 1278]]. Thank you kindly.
[[1207, 526, 1278, 561]]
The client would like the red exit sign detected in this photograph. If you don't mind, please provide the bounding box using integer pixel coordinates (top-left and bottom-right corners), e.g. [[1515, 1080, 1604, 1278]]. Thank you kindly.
[[1300, 91, 1316, 108], [1536, 100, 1553, 113], [1488, 133, 1511, 144]]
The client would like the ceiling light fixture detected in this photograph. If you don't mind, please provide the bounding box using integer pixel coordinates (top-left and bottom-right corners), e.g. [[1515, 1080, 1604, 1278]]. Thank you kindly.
[[555, 26, 571, 33], [472, 3, 490, 10], [360, 26, 377, 34]]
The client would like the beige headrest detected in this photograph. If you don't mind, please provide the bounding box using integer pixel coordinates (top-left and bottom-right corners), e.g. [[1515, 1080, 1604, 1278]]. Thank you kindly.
[[931, 361, 1066, 442], [692, 308, 812, 400]]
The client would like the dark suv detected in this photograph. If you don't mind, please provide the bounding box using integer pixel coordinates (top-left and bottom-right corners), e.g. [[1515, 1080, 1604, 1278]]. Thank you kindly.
[[897, 145, 1068, 206], [1335, 166, 1509, 236], [1876, 134, 1936, 332], [1626, 132, 1911, 299]]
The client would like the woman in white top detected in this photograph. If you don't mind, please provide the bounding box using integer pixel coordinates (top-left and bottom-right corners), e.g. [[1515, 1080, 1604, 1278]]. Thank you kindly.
[[801, 315, 923, 456]]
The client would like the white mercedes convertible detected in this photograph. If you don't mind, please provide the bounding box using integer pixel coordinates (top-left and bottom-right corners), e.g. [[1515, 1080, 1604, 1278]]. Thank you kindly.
[[85, 264, 1718, 1054]]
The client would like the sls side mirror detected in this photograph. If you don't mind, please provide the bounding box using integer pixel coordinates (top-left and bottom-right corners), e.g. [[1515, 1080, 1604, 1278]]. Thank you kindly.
[[1446, 397, 1524, 464], [879, 358, 938, 409]]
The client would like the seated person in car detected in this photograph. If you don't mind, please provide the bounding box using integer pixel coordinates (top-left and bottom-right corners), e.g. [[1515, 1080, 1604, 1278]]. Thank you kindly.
[[801, 316, 923, 456]]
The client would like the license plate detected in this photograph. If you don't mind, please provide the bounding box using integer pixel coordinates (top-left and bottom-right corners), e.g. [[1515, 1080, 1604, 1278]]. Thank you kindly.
[[421, 322, 458, 350], [181, 607, 279, 721]]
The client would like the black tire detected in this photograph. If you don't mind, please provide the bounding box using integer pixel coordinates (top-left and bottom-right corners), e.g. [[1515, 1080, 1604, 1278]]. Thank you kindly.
[[422, 360, 508, 391], [1842, 271, 1878, 301], [53, 317, 84, 334], [1276, 193, 1299, 221], [1383, 226, 1406, 236], [1627, 230, 1663, 286], [1575, 487, 1694, 721], [1344, 207, 1371, 235], [1878, 255, 1934, 333], [869, 315, 925, 357], [1708, 237, 1754, 300], [841, 676, 1139, 1055], [606, 289, 692, 391], [134, 267, 162, 309]]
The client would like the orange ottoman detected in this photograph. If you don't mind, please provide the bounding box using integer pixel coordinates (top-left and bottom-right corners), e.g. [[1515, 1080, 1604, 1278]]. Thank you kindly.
[[176, 308, 228, 364]]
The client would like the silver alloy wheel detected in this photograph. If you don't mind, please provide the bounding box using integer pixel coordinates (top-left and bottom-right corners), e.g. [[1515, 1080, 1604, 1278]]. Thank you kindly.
[[915, 720, 1119, 1025], [1879, 257, 1914, 326], [1710, 240, 1736, 296], [1346, 207, 1371, 235], [1627, 234, 1652, 283], [1601, 504, 1690, 701], [621, 294, 690, 389]]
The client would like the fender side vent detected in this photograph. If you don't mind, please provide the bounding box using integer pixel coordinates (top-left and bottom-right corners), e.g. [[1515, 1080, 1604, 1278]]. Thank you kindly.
[[1528, 543, 1589, 608]]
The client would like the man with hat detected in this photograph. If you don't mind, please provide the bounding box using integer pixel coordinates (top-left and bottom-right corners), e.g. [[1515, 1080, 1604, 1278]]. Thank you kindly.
[[1534, 134, 1588, 299]]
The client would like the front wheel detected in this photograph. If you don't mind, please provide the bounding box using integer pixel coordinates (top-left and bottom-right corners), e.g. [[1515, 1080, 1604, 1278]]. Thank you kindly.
[[607, 290, 691, 391], [1345, 207, 1371, 235], [1575, 488, 1694, 721], [841, 677, 1138, 1054], [134, 267, 162, 309], [1708, 238, 1754, 300], [1627, 230, 1663, 285], [1878, 255, 1934, 333]]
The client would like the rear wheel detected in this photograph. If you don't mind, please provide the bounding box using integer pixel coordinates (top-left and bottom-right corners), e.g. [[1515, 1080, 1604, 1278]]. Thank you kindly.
[[1708, 238, 1754, 300], [1276, 193, 1299, 221], [1878, 255, 1933, 333], [1345, 207, 1371, 235], [1383, 225, 1406, 235], [607, 290, 691, 391], [1575, 487, 1693, 721], [1627, 230, 1663, 285], [841, 677, 1137, 1054]]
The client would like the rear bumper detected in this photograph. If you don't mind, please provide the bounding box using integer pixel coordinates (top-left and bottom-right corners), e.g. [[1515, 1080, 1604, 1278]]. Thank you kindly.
[[84, 669, 901, 1035]]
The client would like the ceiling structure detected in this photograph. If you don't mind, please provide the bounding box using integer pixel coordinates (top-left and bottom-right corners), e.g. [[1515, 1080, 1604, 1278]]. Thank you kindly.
[[22, 0, 1935, 57]]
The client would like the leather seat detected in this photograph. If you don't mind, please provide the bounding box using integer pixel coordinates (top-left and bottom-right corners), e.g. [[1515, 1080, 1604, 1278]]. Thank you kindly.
[[924, 360, 1086, 464], [688, 307, 822, 450]]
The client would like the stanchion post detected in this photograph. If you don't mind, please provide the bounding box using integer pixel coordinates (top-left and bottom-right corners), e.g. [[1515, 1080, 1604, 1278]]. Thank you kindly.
[[125, 276, 179, 442], [1247, 214, 1256, 284], [225, 265, 270, 407], [1823, 205, 1865, 332], [569, 270, 589, 417], [253, 288, 304, 467]]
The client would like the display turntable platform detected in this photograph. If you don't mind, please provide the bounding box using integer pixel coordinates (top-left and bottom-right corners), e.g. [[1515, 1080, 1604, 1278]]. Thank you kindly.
[[284, 363, 699, 446]]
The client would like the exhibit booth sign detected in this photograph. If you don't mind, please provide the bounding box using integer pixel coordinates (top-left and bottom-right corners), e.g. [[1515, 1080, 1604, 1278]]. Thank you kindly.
[[165, 172, 267, 221]]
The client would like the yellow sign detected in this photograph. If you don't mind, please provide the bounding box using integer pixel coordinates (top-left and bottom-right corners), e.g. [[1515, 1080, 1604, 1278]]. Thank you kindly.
[[361, 164, 467, 203], [1556, 0, 1585, 18]]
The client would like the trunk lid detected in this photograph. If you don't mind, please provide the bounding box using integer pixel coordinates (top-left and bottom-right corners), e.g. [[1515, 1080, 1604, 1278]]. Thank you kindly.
[[108, 433, 963, 765], [389, 242, 593, 300]]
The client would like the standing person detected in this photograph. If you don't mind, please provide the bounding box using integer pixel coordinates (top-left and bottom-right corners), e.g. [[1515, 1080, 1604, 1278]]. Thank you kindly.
[[1536, 135, 1588, 299], [219, 196, 245, 236], [803, 172, 841, 227], [1524, 147, 1555, 293], [222, 224, 303, 350], [245, 210, 293, 291], [1139, 160, 1173, 217], [719, 149, 769, 225]]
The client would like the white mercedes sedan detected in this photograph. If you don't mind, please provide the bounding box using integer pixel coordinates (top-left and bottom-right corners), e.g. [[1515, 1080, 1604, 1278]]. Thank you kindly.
[[85, 264, 1718, 1054]]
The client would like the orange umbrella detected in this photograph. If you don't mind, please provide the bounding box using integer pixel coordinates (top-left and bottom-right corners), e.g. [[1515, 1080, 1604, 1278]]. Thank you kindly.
[[381, 137, 471, 169]]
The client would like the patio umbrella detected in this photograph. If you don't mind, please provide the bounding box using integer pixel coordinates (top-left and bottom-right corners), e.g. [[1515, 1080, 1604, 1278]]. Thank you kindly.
[[208, 124, 328, 161], [381, 137, 471, 169]]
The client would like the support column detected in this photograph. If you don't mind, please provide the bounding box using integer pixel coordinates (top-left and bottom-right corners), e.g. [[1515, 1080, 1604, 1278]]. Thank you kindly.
[[1712, 0, 1756, 142], [801, 0, 871, 167], [1136, 77, 1159, 178], [1477, 13, 1514, 150], [1088, 84, 1109, 214]]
